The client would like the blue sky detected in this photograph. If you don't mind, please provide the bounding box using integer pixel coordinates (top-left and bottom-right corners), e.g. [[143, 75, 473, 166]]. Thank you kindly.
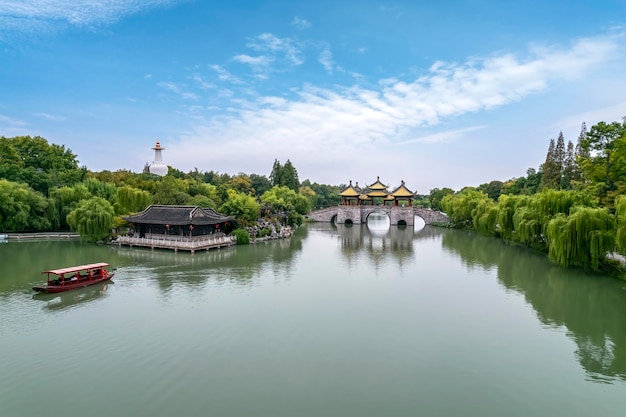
[[1, 0, 626, 193]]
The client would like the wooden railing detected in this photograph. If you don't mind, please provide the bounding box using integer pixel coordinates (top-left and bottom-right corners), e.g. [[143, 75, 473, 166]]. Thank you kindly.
[[114, 233, 235, 251]]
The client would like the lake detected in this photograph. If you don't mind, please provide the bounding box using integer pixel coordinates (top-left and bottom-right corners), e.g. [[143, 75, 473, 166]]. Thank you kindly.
[[2, 215, 626, 417]]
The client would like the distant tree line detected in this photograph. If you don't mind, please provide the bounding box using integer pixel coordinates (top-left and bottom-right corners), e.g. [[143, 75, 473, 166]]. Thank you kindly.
[[0, 136, 342, 242], [430, 117, 626, 276]]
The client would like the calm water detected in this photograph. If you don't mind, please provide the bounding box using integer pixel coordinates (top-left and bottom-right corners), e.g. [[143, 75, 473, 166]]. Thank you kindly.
[[2, 215, 626, 417]]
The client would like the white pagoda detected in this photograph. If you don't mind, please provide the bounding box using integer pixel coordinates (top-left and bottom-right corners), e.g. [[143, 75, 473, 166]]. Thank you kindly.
[[149, 141, 168, 176]]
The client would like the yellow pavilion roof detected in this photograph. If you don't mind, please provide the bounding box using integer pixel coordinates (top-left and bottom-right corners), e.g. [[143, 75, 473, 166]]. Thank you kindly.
[[390, 180, 415, 197], [367, 176, 388, 191], [339, 180, 361, 197]]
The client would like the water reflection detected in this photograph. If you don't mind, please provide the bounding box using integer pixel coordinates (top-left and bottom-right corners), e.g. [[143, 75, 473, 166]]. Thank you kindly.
[[329, 214, 417, 270], [32, 282, 112, 312], [111, 227, 307, 291], [441, 229, 626, 383]]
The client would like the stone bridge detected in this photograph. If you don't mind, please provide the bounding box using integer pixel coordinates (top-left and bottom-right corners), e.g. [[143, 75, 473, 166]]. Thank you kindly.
[[307, 206, 449, 226]]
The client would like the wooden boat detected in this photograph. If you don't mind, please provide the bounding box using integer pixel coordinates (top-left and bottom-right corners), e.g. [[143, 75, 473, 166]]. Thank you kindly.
[[33, 262, 115, 293]]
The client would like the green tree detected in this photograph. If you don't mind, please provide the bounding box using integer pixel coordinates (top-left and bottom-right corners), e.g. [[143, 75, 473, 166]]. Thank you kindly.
[[541, 138, 560, 190], [49, 184, 92, 230], [0, 179, 51, 232], [152, 176, 191, 205], [66, 197, 115, 242], [261, 186, 310, 215], [546, 207, 615, 271], [561, 140, 577, 190], [478, 180, 504, 201], [441, 189, 491, 225], [250, 173, 272, 196], [226, 173, 255, 195], [116, 186, 151, 214], [579, 119, 626, 204], [219, 189, 260, 226], [429, 187, 454, 211], [269, 159, 300, 191], [269, 159, 283, 187]]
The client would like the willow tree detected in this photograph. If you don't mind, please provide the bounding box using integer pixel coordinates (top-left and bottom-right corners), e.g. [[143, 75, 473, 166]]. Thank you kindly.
[[496, 194, 530, 239], [116, 186, 151, 215], [67, 197, 115, 242], [49, 184, 91, 230], [546, 207, 615, 270], [615, 195, 626, 254], [441, 189, 491, 225], [472, 199, 498, 236], [533, 189, 595, 219], [512, 205, 544, 249]]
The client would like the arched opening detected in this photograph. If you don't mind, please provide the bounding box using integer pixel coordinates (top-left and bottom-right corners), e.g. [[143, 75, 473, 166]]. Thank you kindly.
[[344, 219, 353, 225], [330, 214, 338, 226], [414, 215, 426, 232], [397, 219, 407, 227], [366, 211, 390, 235]]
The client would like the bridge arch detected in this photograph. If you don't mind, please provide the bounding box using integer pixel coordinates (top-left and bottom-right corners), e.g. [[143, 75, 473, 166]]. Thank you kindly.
[[308, 206, 449, 227]]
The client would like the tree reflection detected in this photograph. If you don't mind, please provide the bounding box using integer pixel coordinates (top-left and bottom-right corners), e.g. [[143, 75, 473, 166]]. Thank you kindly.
[[441, 229, 626, 383], [112, 227, 306, 291]]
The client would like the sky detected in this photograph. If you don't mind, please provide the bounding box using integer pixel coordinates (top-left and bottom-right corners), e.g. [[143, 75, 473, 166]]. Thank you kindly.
[[1, 0, 626, 193]]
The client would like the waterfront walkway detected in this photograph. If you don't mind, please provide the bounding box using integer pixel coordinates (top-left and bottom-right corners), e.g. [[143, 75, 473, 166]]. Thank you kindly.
[[112, 233, 235, 253]]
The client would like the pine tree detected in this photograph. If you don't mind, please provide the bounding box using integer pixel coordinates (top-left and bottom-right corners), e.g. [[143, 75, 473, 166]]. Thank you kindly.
[[575, 122, 590, 159], [282, 159, 300, 191], [554, 131, 565, 179], [561, 141, 576, 190], [269, 159, 283, 187], [540, 138, 559, 189]]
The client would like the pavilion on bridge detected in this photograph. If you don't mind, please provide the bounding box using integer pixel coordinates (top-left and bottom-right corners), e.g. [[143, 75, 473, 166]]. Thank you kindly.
[[339, 177, 415, 207]]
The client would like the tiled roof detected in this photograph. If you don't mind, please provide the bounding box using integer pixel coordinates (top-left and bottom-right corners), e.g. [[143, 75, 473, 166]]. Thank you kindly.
[[122, 205, 233, 226], [367, 176, 388, 191], [390, 180, 415, 197], [339, 180, 362, 197]]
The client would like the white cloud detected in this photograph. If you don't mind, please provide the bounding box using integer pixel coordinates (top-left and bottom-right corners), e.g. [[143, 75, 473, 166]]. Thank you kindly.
[[291, 16, 311, 30], [209, 64, 243, 84], [163, 34, 620, 185], [157, 81, 197, 100], [191, 74, 214, 89], [0, 0, 179, 37], [397, 126, 486, 145], [32, 112, 67, 121], [247, 33, 304, 66], [232, 54, 274, 77], [319, 48, 333, 73]]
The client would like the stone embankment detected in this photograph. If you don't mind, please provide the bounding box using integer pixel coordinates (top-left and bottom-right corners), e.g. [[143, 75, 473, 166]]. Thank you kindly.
[[246, 221, 294, 243]]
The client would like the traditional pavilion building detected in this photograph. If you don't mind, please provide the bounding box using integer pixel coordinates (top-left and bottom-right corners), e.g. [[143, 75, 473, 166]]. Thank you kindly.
[[115, 205, 235, 253], [339, 181, 362, 206], [389, 180, 415, 206], [122, 205, 233, 238], [339, 177, 416, 207]]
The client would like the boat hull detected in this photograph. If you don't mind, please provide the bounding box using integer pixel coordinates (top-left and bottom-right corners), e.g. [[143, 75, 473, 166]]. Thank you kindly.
[[33, 273, 115, 293]]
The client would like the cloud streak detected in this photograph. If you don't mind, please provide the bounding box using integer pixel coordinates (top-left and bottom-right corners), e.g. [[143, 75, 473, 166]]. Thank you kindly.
[[0, 0, 178, 38], [164, 34, 620, 182]]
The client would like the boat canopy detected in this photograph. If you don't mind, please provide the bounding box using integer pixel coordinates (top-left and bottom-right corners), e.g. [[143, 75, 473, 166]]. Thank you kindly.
[[42, 263, 110, 276]]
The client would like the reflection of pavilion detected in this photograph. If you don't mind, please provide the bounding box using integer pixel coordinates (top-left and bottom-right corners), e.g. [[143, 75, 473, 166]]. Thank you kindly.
[[335, 222, 419, 270], [339, 177, 415, 207]]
